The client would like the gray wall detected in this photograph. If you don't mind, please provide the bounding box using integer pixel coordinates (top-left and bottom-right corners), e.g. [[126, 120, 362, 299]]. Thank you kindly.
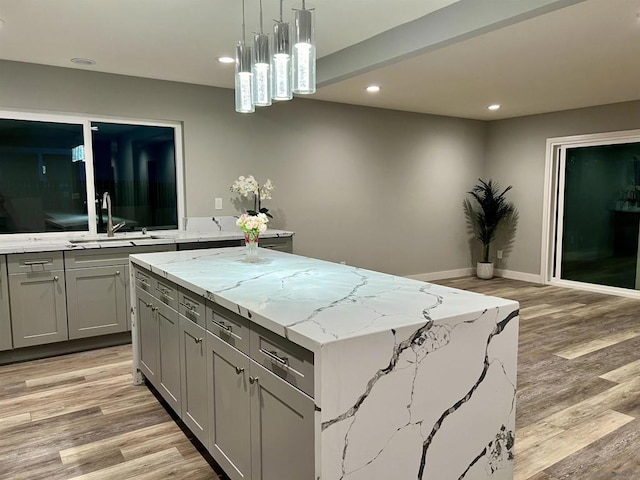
[[485, 100, 640, 275], [0, 60, 486, 276]]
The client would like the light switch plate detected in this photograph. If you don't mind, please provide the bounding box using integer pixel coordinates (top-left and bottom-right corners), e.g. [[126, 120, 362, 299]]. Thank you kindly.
[[215, 198, 223, 210]]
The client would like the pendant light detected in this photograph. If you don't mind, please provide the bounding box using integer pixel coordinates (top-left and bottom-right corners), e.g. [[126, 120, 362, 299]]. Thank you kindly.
[[252, 0, 272, 107], [292, 0, 315, 95], [235, 0, 254, 113], [272, 0, 292, 101]]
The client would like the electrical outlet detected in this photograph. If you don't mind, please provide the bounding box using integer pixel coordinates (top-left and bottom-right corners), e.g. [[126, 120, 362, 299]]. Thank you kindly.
[[497, 250, 503, 259], [215, 198, 223, 210]]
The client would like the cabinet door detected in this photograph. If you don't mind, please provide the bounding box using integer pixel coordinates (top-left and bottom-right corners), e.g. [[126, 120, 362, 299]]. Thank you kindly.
[[0, 257, 11, 351], [156, 300, 181, 414], [250, 361, 315, 480], [179, 316, 208, 445], [66, 266, 127, 339], [9, 271, 67, 348], [137, 288, 159, 385], [206, 331, 252, 480]]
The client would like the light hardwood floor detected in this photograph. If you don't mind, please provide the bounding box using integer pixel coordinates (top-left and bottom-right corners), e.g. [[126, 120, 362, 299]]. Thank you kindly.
[[0, 277, 639, 479]]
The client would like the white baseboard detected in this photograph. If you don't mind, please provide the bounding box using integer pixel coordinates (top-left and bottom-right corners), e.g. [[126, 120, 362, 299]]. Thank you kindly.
[[495, 269, 543, 284], [407, 268, 473, 282], [407, 268, 543, 284]]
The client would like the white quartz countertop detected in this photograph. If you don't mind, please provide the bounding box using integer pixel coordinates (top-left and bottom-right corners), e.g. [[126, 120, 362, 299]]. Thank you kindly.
[[130, 247, 518, 351], [0, 229, 293, 255]]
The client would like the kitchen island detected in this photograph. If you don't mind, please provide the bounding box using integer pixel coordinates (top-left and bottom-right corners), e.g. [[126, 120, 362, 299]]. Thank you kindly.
[[130, 247, 519, 480]]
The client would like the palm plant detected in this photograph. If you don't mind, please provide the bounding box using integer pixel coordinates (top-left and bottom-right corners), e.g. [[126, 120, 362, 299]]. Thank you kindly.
[[463, 179, 515, 263]]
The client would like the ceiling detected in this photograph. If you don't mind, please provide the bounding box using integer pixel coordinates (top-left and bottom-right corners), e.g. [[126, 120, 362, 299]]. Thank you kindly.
[[0, 0, 639, 120]]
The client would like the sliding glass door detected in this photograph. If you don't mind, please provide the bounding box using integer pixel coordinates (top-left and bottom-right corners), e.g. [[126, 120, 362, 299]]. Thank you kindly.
[[555, 141, 640, 291]]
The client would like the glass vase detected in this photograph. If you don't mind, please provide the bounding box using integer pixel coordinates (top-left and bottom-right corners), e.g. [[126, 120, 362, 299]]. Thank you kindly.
[[245, 232, 259, 263]]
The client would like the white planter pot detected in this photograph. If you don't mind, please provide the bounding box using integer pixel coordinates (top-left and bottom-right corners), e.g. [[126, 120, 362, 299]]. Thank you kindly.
[[477, 262, 494, 280]]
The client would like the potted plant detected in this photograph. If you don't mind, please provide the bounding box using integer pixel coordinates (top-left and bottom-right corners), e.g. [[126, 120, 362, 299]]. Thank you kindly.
[[463, 179, 515, 279]]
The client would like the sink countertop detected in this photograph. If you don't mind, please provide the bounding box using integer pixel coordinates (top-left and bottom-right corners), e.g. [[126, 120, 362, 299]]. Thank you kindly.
[[0, 228, 294, 255]]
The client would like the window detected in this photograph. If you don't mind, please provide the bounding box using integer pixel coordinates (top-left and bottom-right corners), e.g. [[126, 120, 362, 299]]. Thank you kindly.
[[0, 111, 183, 235]]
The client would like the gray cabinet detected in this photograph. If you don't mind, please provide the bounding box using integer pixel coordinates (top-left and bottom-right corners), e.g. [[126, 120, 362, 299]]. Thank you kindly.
[[137, 288, 159, 385], [157, 300, 181, 413], [250, 361, 315, 480], [0, 257, 11, 351], [8, 252, 67, 348], [66, 265, 128, 339], [207, 331, 252, 480], [179, 316, 208, 446]]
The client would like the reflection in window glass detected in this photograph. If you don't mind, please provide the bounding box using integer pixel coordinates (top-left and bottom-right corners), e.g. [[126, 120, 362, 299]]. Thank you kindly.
[[560, 143, 640, 289], [0, 119, 87, 233], [91, 122, 178, 232]]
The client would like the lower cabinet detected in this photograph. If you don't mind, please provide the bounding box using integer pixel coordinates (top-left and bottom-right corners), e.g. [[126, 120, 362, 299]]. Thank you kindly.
[[179, 316, 208, 445], [66, 266, 128, 339], [9, 270, 67, 348], [137, 287, 182, 414], [0, 257, 12, 352], [206, 331, 315, 480]]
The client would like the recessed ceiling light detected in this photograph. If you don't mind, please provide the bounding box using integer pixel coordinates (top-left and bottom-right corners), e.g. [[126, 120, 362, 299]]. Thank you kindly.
[[71, 58, 96, 66], [366, 85, 381, 93], [218, 56, 235, 64], [488, 104, 501, 111]]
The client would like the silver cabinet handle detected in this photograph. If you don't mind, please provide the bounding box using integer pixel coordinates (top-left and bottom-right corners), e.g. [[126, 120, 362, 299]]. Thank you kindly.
[[249, 376, 259, 384], [156, 286, 174, 299], [235, 366, 245, 375], [54, 276, 59, 281], [260, 348, 289, 366], [194, 337, 203, 344], [179, 302, 200, 316], [137, 278, 151, 288], [151, 306, 158, 312], [212, 319, 232, 332], [143, 301, 152, 308], [24, 260, 49, 266], [116, 270, 120, 275]]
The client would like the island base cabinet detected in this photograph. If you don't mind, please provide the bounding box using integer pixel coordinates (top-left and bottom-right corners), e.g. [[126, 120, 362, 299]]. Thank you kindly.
[[207, 331, 252, 480], [156, 301, 181, 414], [179, 316, 208, 446], [250, 361, 315, 480], [66, 266, 128, 340], [137, 288, 159, 385], [9, 271, 67, 348]]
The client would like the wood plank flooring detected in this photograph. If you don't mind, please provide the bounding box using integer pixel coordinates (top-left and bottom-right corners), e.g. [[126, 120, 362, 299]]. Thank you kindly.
[[0, 277, 639, 479], [0, 346, 223, 480], [436, 277, 640, 480]]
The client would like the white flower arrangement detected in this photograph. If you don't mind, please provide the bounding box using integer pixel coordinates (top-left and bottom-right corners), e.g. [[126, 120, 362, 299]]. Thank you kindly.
[[236, 213, 269, 241], [230, 175, 275, 217]]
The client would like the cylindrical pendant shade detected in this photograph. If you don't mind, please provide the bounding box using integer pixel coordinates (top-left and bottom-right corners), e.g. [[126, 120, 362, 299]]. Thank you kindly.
[[293, 8, 315, 95], [235, 42, 254, 113], [252, 33, 272, 107], [272, 21, 292, 101]]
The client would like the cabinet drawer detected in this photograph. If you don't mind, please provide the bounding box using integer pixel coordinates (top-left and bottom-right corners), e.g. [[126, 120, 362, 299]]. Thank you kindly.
[[8, 252, 64, 274], [259, 236, 293, 253], [65, 248, 131, 269], [153, 275, 178, 310], [250, 324, 314, 398], [206, 302, 250, 354], [178, 287, 205, 328], [133, 268, 153, 292]]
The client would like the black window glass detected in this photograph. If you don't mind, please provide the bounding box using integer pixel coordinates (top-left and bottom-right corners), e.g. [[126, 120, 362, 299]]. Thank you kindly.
[[91, 122, 178, 232], [0, 119, 87, 233]]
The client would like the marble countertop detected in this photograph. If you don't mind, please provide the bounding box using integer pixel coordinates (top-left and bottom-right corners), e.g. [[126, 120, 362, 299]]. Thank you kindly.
[[130, 247, 518, 351], [0, 228, 294, 255]]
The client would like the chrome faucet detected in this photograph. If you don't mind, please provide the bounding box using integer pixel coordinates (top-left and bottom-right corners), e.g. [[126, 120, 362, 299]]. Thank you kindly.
[[102, 192, 126, 237]]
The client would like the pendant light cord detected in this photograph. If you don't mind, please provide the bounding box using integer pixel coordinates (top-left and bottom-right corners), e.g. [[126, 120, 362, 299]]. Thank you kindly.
[[259, 0, 264, 33], [241, 0, 246, 43], [279, 0, 283, 22]]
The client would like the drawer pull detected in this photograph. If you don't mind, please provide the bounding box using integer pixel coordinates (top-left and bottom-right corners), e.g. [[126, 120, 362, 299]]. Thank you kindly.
[[151, 306, 158, 312], [235, 366, 245, 375], [212, 320, 232, 332], [261, 348, 289, 366], [54, 276, 59, 281], [116, 270, 120, 275], [137, 279, 151, 288], [249, 376, 259, 384], [23, 260, 49, 266], [180, 302, 200, 316], [143, 301, 153, 308], [194, 337, 203, 344]]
